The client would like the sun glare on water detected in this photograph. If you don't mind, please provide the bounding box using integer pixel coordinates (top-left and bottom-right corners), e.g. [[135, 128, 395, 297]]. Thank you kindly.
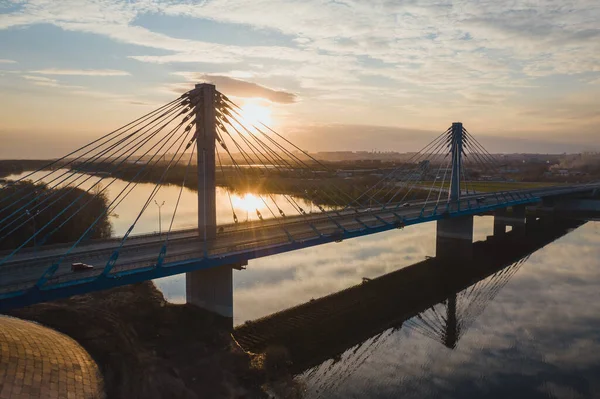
[[231, 193, 264, 212]]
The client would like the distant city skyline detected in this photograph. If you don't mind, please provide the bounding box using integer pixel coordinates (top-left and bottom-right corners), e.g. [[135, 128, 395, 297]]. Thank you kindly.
[[0, 0, 599, 158]]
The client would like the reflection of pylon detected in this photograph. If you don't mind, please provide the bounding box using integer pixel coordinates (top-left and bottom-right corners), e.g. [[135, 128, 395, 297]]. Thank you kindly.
[[300, 330, 394, 399], [443, 294, 459, 349], [404, 257, 527, 349]]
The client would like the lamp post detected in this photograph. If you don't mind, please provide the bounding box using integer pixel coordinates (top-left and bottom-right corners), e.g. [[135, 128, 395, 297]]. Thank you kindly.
[[154, 200, 165, 235], [25, 209, 39, 251]]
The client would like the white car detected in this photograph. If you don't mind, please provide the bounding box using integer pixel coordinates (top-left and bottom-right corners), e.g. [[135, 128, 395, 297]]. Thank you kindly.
[[71, 262, 94, 272]]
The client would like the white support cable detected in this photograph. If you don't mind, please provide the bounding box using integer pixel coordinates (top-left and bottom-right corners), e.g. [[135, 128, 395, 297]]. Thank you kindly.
[[217, 122, 295, 219], [217, 124, 324, 236], [221, 96, 365, 209], [218, 112, 332, 216], [214, 127, 297, 242], [0, 104, 191, 244], [220, 106, 360, 210], [463, 131, 507, 178], [1, 107, 194, 266], [355, 129, 451, 210], [100, 124, 196, 275], [35, 116, 196, 283], [0, 102, 189, 235], [436, 153, 452, 206], [215, 145, 239, 224], [220, 115, 388, 231], [0, 95, 189, 199], [357, 131, 448, 209], [0, 102, 188, 228], [217, 116, 301, 217], [44, 116, 195, 248], [462, 139, 513, 203], [390, 134, 453, 210], [423, 153, 452, 210]]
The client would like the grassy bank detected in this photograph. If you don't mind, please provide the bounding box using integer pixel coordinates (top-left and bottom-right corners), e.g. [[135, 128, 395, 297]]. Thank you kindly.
[[424, 180, 560, 193], [8, 282, 270, 399]]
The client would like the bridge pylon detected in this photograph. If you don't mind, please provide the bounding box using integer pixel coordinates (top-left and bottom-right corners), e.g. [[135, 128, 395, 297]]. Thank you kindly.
[[195, 83, 218, 242], [448, 122, 463, 202], [185, 83, 235, 322], [436, 122, 473, 260]]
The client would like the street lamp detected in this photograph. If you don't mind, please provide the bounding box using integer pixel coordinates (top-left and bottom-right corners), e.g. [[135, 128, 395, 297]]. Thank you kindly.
[[25, 209, 40, 251], [154, 200, 165, 235]]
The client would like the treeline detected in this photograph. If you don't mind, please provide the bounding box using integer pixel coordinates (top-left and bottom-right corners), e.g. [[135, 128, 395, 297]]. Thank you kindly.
[[72, 161, 429, 207], [0, 160, 57, 178], [0, 181, 112, 251]]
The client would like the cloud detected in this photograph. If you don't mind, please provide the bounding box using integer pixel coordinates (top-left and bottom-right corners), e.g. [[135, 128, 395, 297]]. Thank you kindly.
[[21, 74, 85, 90], [0, 59, 17, 64], [173, 73, 297, 103], [30, 68, 130, 76], [0, 0, 600, 151]]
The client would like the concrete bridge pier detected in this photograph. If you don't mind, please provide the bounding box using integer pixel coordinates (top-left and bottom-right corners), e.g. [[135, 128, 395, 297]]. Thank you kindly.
[[185, 82, 237, 323], [493, 212, 507, 236], [186, 266, 233, 318], [493, 205, 527, 237], [436, 216, 474, 260], [512, 205, 527, 235]]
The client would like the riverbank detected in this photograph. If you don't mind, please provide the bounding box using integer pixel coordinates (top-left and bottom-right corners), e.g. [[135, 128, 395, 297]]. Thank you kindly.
[[7, 282, 270, 399]]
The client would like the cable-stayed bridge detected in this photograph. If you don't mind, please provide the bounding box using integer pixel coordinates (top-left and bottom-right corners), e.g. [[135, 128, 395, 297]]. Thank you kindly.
[[0, 83, 599, 313]]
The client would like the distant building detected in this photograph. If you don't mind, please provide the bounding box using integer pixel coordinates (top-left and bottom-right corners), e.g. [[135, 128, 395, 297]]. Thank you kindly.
[[336, 171, 353, 178]]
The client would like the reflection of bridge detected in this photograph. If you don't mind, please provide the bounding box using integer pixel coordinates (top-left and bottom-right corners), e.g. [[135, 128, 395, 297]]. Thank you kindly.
[[233, 219, 584, 375], [0, 83, 599, 313]]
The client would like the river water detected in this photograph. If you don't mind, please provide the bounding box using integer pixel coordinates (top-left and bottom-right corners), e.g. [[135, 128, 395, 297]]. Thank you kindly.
[[6, 171, 600, 398]]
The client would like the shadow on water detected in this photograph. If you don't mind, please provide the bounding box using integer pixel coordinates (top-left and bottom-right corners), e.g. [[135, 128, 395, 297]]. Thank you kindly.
[[233, 218, 585, 378]]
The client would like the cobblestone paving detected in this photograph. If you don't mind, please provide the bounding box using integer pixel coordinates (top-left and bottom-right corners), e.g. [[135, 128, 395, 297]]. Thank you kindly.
[[0, 315, 105, 398]]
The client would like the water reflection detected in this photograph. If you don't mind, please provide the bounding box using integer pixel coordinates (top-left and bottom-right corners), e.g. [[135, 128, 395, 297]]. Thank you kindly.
[[160, 217, 600, 398], [4, 170, 317, 236], [234, 221, 579, 371]]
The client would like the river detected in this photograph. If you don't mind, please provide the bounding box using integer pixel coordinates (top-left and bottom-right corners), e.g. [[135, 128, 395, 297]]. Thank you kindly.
[[6, 170, 600, 398]]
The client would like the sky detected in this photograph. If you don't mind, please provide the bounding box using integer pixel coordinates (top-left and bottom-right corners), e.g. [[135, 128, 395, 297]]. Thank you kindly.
[[0, 0, 599, 158]]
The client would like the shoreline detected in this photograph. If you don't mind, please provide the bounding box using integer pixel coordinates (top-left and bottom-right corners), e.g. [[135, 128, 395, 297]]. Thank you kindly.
[[7, 282, 271, 399]]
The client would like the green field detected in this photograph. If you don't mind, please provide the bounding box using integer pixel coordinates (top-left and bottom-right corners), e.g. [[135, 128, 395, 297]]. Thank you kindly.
[[424, 181, 560, 193]]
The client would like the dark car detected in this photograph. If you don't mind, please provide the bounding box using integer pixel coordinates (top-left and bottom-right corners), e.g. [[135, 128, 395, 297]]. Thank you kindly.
[[71, 262, 94, 272]]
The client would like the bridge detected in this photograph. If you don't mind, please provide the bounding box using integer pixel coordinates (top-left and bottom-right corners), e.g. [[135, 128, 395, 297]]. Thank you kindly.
[[1, 83, 599, 315]]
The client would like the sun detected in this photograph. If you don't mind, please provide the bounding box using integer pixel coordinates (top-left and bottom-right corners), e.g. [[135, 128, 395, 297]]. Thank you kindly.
[[239, 103, 272, 125]]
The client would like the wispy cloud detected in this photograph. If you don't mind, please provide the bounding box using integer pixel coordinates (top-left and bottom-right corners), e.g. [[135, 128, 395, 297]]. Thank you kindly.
[[0, 0, 599, 151], [31, 68, 130, 76], [22, 74, 85, 90], [0, 59, 17, 64], [173, 72, 297, 103]]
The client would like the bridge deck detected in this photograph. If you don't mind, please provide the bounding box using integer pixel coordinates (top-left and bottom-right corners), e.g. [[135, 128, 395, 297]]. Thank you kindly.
[[0, 183, 597, 308]]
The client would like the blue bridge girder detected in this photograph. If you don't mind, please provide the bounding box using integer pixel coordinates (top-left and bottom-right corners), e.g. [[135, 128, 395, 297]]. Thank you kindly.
[[1, 182, 599, 311]]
